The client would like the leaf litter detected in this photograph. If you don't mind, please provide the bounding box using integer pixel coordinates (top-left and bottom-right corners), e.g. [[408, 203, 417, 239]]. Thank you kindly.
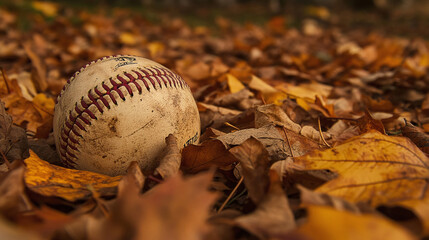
[[0, 2, 429, 239]]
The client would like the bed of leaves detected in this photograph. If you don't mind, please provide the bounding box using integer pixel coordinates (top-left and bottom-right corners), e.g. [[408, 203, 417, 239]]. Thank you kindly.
[[0, 2, 429, 240]]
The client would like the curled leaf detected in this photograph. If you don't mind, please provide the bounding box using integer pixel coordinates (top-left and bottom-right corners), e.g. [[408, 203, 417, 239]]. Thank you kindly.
[[24, 151, 121, 202]]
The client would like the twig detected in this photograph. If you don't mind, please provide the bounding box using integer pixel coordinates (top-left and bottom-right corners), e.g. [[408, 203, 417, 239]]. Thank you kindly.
[[224, 122, 240, 131], [218, 176, 243, 213], [318, 117, 331, 148]]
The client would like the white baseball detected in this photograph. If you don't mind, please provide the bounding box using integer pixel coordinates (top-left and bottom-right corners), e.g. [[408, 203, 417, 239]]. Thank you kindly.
[[53, 55, 200, 176]]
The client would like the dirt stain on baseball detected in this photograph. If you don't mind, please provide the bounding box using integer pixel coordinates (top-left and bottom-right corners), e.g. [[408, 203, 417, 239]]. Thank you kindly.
[[108, 116, 118, 133]]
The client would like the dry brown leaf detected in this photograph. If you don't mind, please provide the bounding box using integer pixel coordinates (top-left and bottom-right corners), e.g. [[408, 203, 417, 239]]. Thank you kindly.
[[298, 185, 361, 213], [181, 139, 237, 173], [300, 125, 332, 144], [0, 215, 42, 240], [356, 110, 386, 134], [2, 91, 54, 133], [0, 101, 29, 161], [217, 124, 288, 162], [290, 205, 417, 240], [186, 61, 211, 81], [23, 42, 48, 92], [0, 161, 32, 218], [401, 121, 429, 155], [255, 104, 302, 133], [235, 171, 295, 239], [198, 102, 242, 130], [24, 151, 121, 202], [117, 161, 145, 198], [98, 172, 218, 240], [230, 137, 270, 204], [327, 120, 360, 144], [154, 134, 182, 179], [211, 88, 261, 110]]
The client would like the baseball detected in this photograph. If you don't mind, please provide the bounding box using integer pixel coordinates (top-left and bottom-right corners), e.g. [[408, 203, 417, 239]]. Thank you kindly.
[[53, 55, 200, 176]]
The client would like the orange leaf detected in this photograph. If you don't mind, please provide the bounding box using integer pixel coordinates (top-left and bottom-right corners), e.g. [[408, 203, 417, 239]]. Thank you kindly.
[[24, 151, 121, 202]]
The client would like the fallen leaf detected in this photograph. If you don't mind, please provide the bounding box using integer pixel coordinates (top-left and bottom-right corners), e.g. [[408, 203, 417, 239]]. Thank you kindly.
[[119, 32, 138, 45], [181, 139, 237, 173], [235, 170, 295, 238], [278, 82, 332, 102], [217, 124, 288, 162], [356, 110, 386, 134], [255, 104, 302, 133], [198, 102, 242, 130], [0, 161, 32, 218], [211, 88, 261, 110], [291, 205, 417, 240], [0, 215, 42, 240], [401, 121, 429, 155], [186, 61, 211, 81], [154, 134, 182, 179], [226, 73, 245, 93], [23, 42, 48, 92], [300, 125, 332, 144], [298, 185, 361, 213], [230, 137, 270, 204], [0, 101, 29, 161], [31, 1, 59, 17], [294, 130, 429, 235], [24, 151, 121, 202], [117, 161, 145, 198], [98, 172, 218, 240]]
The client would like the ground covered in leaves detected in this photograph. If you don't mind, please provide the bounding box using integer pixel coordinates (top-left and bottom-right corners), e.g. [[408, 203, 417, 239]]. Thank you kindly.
[[0, 2, 429, 240]]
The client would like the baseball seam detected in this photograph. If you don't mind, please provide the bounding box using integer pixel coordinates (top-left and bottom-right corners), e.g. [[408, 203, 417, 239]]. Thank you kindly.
[[58, 66, 188, 167], [59, 55, 118, 99]]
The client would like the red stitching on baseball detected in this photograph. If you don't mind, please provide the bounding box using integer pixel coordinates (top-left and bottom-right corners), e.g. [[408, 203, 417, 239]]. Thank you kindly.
[[58, 64, 188, 167]]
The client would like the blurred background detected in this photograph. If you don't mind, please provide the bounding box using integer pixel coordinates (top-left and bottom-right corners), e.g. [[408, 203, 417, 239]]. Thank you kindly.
[[1, 0, 428, 38]]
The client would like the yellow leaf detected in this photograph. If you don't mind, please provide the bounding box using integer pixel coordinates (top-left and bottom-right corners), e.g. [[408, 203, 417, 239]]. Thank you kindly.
[[24, 150, 121, 202], [31, 1, 58, 17], [147, 42, 165, 57], [248, 75, 277, 94], [226, 73, 245, 93], [294, 130, 429, 235], [119, 32, 137, 45], [32, 93, 54, 118], [296, 97, 310, 111], [296, 206, 417, 240], [277, 81, 332, 103], [248, 75, 287, 105]]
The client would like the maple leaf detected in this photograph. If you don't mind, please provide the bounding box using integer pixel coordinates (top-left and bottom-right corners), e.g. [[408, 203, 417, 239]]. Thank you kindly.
[[293, 130, 429, 235]]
